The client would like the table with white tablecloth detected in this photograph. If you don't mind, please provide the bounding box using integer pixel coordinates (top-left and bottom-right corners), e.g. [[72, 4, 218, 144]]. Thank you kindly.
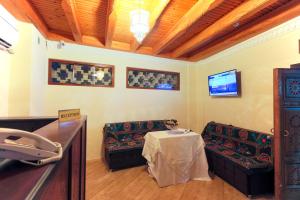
[[142, 129, 211, 187]]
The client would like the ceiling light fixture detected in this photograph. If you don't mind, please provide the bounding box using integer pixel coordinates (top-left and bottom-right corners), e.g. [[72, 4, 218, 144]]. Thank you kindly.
[[130, 0, 150, 43]]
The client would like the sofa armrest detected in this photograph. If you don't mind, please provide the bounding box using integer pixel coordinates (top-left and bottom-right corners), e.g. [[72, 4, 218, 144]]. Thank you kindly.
[[103, 124, 117, 140]]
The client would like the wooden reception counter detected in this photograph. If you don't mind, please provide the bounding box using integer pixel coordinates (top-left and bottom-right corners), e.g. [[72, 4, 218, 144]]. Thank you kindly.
[[0, 116, 87, 200]]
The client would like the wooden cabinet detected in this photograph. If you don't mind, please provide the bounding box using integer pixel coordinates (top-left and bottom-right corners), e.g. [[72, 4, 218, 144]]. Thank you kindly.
[[0, 117, 86, 200], [274, 69, 300, 200], [205, 149, 273, 197]]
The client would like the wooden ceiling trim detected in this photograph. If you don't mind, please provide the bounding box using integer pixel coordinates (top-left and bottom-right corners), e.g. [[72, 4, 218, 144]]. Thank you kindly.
[[105, 0, 116, 48], [8, 0, 49, 37], [188, 0, 300, 61], [47, 33, 104, 49], [152, 0, 226, 55], [130, 0, 172, 52], [47, 31, 74, 42], [0, 0, 29, 22], [136, 46, 153, 54], [111, 40, 131, 51], [172, 0, 277, 58], [82, 35, 104, 47], [61, 0, 82, 42]]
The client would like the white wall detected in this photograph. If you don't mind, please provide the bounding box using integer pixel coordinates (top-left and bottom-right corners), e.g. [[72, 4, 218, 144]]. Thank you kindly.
[[188, 16, 300, 134], [0, 50, 10, 116], [0, 21, 35, 116], [28, 41, 190, 160], [0, 20, 191, 160], [29, 28, 48, 116], [3, 15, 300, 160]]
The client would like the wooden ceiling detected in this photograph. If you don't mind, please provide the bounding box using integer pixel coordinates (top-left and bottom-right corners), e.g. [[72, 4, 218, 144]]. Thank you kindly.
[[1, 0, 300, 61]]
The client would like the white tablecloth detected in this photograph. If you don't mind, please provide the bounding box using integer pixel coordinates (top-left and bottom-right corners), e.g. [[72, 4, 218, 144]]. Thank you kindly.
[[142, 129, 211, 187]]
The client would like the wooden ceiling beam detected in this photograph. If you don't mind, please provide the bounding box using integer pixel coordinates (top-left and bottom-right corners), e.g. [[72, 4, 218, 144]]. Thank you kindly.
[[105, 0, 116, 48], [152, 0, 225, 55], [7, 0, 49, 37], [172, 0, 277, 58], [61, 0, 82, 42], [130, 37, 139, 51], [130, 0, 172, 52], [188, 0, 300, 61]]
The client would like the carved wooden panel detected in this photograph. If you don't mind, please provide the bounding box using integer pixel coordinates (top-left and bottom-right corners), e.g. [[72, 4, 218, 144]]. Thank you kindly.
[[283, 109, 300, 155], [275, 68, 300, 200], [281, 71, 300, 106], [285, 164, 300, 186], [286, 78, 300, 98]]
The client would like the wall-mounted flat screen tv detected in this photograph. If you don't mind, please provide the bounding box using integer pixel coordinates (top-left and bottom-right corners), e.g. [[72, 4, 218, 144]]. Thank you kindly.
[[208, 69, 239, 96]]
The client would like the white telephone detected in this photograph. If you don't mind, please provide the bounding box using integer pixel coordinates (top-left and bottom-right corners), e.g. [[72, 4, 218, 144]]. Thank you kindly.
[[0, 128, 63, 166]]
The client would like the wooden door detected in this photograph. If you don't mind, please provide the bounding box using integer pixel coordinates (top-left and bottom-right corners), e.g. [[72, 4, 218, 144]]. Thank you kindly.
[[274, 68, 300, 200]]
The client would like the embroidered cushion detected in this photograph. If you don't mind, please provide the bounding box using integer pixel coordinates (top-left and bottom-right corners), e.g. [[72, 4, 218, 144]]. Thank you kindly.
[[202, 121, 273, 167], [105, 136, 144, 152], [205, 143, 270, 169], [103, 120, 169, 153]]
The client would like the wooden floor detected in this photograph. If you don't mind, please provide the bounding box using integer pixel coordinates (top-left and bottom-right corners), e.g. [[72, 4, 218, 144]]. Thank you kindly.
[[86, 160, 274, 200]]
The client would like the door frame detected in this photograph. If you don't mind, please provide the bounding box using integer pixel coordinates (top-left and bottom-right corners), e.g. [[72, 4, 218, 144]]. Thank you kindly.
[[274, 68, 282, 200]]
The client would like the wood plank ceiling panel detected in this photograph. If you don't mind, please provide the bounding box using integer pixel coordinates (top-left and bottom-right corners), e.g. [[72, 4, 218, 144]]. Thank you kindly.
[[29, 0, 71, 34], [75, 0, 107, 43], [142, 0, 198, 47], [10, 0, 299, 61], [160, 0, 245, 54], [172, 0, 282, 58], [238, 0, 290, 25], [186, 0, 295, 59]]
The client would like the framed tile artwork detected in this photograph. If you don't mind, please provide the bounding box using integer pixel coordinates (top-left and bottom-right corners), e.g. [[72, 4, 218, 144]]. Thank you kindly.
[[126, 67, 180, 91], [48, 59, 114, 87]]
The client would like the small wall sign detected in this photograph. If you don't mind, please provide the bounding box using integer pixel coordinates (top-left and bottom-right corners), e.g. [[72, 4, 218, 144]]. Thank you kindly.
[[58, 109, 81, 122]]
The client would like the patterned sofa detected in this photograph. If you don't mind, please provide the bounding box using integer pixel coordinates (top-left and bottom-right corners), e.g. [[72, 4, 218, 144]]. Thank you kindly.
[[202, 122, 274, 197], [103, 120, 169, 170]]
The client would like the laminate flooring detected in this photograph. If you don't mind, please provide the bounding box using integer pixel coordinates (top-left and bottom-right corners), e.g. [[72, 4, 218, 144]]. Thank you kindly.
[[86, 160, 273, 200]]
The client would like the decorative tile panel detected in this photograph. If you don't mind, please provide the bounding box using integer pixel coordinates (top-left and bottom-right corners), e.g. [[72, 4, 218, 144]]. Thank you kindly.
[[48, 59, 114, 87], [286, 78, 300, 98], [126, 67, 180, 90]]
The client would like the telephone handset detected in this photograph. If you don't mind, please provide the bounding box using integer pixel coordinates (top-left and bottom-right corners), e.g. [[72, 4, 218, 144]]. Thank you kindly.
[[0, 128, 63, 166]]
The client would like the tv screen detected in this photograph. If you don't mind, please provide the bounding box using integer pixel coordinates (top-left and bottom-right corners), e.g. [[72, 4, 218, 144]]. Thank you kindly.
[[208, 70, 238, 96]]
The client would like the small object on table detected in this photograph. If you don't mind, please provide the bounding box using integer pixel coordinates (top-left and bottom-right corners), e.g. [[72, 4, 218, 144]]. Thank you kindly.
[[167, 128, 191, 134], [164, 119, 178, 130]]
